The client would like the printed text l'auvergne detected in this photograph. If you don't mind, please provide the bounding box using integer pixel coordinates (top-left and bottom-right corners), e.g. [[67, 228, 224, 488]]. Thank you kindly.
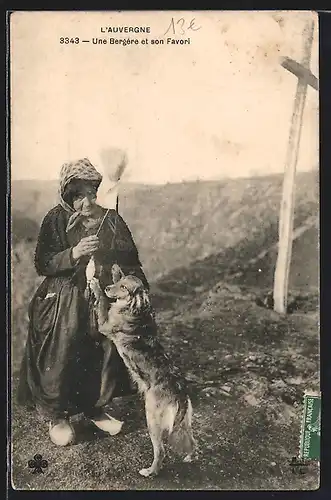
[[100, 26, 151, 34]]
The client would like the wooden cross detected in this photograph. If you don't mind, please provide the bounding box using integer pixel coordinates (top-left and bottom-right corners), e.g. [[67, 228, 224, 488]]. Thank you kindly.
[[273, 19, 318, 314]]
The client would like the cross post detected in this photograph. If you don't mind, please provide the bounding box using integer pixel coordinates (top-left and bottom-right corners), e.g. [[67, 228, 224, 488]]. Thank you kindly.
[[273, 19, 318, 314]]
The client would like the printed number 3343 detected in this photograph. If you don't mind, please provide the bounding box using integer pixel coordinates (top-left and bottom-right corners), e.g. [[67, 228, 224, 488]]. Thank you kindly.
[[164, 18, 201, 36], [60, 37, 79, 44]]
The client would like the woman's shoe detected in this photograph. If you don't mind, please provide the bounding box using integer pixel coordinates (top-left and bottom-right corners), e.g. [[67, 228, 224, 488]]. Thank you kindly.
[[49, 418, 75, 446], [89, 412, 123, 436]]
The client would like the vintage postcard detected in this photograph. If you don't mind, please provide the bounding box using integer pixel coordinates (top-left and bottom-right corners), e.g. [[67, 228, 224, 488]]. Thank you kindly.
[[9, 10, 320, 490]]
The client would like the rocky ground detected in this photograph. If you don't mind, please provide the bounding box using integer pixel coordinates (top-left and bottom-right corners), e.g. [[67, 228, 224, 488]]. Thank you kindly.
[[11, 282, 319, 491]]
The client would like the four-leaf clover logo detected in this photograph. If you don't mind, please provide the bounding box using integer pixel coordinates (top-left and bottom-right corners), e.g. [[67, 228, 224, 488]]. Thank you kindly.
[[28, 454, 48, 474]]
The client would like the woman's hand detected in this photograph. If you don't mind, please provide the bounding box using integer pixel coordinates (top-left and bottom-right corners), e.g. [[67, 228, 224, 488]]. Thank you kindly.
[[72, 235, 100, 260]]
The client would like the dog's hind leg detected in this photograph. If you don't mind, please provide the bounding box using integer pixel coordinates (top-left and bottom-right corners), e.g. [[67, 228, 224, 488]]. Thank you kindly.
[[139, 392, 166, 477], [183, 431, 196, 463], [168, 397, 196, 462], [182, 398, 196, 463]]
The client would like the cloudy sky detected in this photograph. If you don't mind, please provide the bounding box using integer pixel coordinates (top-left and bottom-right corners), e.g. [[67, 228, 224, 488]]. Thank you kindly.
[[10, 10, 318, 184]]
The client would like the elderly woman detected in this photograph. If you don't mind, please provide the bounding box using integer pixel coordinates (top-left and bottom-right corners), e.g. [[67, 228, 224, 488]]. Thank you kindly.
[[17, 158, 149, 445]]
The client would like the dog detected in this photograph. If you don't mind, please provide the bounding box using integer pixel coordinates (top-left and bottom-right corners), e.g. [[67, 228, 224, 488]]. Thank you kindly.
[[89, 264, 196, 477]]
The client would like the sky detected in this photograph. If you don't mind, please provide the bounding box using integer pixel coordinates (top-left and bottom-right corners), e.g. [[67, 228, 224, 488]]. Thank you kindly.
[[10, 10, 319, 184]]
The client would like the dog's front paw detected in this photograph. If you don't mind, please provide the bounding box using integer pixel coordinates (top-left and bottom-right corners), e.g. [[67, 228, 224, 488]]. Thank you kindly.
[[139, 467, 159, 477]]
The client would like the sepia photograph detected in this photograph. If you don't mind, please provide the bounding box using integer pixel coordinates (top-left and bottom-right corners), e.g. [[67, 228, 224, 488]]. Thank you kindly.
[[9, 10, 319, 490]]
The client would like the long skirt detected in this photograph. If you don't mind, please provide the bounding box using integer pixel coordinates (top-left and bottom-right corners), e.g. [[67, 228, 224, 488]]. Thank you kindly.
[[17, 276, 136, 419]]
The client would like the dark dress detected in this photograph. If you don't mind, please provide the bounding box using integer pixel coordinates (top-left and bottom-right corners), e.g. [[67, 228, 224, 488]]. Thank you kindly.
[[17, 205, 149, 419]]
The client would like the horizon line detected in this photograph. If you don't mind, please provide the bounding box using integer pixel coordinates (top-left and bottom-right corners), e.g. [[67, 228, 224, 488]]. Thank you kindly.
[[11, 170, 316, 185]]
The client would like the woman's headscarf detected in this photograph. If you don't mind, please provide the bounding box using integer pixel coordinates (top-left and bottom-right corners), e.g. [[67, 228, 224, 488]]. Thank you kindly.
[[59, 158, 103, 232]]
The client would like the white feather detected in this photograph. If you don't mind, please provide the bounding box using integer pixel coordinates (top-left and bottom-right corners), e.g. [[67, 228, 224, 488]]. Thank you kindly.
[[96, 148, 128, 209], [96, 179, 120, 210]]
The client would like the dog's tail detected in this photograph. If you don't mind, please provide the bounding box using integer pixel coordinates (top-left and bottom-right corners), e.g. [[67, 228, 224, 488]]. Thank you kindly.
[[168, 397, 195, 456]]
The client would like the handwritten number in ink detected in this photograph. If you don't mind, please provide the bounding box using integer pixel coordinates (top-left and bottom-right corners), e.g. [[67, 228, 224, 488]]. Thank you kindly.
[[164, 18, 178, 36], [176, 18, 185, 35], [164, 17, 202, 36]]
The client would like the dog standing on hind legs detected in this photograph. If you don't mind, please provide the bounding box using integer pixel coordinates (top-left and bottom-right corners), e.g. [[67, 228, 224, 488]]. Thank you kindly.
[[90, 264, 196, 477]]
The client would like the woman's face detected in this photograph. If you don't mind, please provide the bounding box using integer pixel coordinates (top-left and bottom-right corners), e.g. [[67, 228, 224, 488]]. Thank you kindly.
[[72, 184, 98, 217]]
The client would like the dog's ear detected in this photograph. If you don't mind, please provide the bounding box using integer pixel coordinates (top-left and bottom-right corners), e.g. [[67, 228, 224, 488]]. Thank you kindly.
[[112, 264, 125, 283], [129, 289, 151, 316]]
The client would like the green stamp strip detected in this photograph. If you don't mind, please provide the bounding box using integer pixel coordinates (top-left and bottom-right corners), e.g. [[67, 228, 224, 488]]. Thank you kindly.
[[299, 393, 321, 460]]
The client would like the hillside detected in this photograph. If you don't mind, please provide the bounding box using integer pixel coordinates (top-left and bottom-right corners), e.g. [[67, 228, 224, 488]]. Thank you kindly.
[[11, 171, 318, 285]]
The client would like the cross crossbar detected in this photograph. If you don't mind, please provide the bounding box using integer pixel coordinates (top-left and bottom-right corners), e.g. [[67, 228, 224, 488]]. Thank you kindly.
[[280, 56, 319, 91]]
